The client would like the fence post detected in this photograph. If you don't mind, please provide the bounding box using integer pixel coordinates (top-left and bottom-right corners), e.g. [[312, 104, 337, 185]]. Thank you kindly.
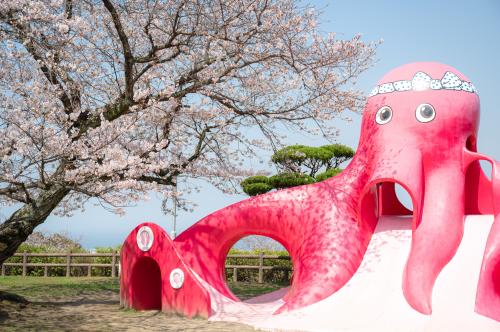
[[66, 252, 71, 277], [232, 267, 237, 283], [44, 266, 48, 277], [111, 251, 116, 278], [1, 263, 5, 276], [22, 251, 27, 277], [258, 252, 264, 284], [87, 265, 92, 277]]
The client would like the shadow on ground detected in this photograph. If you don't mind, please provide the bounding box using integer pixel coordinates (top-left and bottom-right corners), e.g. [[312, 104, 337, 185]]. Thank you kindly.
[[0, 279, 255, 332]]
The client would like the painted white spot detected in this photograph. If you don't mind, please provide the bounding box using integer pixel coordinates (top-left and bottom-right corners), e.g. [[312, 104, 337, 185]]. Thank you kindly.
[[170, 268, 185, 289], [136, 226, 154, 252]]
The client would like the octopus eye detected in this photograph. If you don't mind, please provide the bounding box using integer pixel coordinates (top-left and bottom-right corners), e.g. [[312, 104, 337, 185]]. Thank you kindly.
[[375, 106, 393, 125], [415, 103, 436, 123]]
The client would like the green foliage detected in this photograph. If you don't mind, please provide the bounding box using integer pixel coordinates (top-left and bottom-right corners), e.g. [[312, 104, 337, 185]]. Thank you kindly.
[[269, 172, 315, 189], [7, 243, 88, 277], [242, 182, 273, 196], [241, 143, 354, 196], [4, 239, 121, 277], [94, 246, 122, 253], [315, 168, 343, 182], [225, 249, 292, 284], [92, 246, 122, 277], [271, 144, 354, 176], [240, 175, 270, 186], [228, 248, 289, 256], [322, 144, 355, 168], [271, 145, 309, 165], [240, 176, 273, 196]]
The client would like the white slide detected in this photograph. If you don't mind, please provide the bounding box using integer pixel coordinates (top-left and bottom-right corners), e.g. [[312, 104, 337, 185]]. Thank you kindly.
[[203, 215, 500, 331]]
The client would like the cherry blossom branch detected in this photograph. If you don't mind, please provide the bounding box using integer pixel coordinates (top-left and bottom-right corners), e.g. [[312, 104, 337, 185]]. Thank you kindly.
[[101, 0, 135, 101]]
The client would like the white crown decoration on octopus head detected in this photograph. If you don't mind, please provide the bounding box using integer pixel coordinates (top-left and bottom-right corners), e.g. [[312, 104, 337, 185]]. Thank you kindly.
[[369, 71, 478, 97]]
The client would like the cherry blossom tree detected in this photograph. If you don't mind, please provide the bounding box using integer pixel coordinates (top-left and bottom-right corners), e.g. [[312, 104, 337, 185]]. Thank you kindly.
[[0, 0, 377, 263]]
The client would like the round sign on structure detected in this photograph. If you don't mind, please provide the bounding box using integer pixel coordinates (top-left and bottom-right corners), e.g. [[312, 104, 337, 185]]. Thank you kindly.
[[169, 268, 185, 289], [136, 226, 154, 252]]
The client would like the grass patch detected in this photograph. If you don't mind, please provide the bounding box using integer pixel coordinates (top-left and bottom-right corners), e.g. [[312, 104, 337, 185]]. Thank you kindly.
[[227, 281, 288, 300], [0, 277, 119, 300], [0, 277, 263, 331], [0, 277, 287, 302]]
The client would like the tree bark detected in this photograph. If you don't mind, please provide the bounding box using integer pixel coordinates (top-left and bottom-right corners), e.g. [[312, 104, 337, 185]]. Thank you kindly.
[[0, 185, 69, 264]]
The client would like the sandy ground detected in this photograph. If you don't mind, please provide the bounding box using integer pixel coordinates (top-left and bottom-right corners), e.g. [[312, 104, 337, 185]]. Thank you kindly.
[[0, 289, 256, 332]]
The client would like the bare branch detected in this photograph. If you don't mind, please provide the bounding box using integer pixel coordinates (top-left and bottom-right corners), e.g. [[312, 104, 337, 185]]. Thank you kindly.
[[101, 0, 135, 100]]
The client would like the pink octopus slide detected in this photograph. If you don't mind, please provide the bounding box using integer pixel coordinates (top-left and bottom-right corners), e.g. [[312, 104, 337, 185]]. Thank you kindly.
[[120, 62, 500, 331]]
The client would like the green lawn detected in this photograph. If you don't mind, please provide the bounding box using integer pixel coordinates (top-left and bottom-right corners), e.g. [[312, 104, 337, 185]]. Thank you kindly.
[[0, 276, 119, 300], [0, 276, 287, 301], [227, 281, 288, 300]]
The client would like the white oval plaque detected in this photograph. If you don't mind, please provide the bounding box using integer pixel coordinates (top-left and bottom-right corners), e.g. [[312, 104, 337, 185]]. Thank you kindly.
[[169, 268, 185, 289], [136, 226, 154, 252]]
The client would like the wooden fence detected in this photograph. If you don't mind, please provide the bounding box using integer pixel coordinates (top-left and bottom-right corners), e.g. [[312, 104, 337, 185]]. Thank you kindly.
[[1, 252, 119, 278], [225, 252, 292, 283], [0, 252, 292, 283]]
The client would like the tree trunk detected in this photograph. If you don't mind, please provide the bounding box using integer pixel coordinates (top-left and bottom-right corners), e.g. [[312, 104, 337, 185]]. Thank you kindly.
[[0, 185, 69, 264]]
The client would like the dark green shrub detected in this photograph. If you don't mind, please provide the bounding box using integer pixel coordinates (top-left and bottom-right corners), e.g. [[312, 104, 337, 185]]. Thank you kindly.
[[271, 144, 354, 175], [321, 144, 355, 168], [242, 182, 273, 196], [225, 249, 292, 284], [315, 168, 342, 182], [2, 239, 121, 277], [240, 175, 273, 196], [269, 172, 315, 189], [271, 145, 309, 166], [240, 144, 354, 197], [4, 244, 89, 277], [240, 175, 270, 186], [92, 246, 121, 277]]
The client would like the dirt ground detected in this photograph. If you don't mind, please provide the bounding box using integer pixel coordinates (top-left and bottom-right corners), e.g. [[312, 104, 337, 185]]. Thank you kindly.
[[0, 278, 257, 332], [0, 290, 257, 331]]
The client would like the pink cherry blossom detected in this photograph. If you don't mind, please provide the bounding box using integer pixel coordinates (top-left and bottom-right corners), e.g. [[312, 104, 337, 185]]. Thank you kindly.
[[0, 0, 377, 262]]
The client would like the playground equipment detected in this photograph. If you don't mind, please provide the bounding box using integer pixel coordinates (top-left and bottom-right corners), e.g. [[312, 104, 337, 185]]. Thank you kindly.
[[121, 62, 500, 331]]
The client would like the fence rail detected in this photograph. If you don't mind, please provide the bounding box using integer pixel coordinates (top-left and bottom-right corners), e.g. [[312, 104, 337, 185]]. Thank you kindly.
[[1, 252, 119, 278], [225, 252, 292, 283], [0, 252, 292, 283]]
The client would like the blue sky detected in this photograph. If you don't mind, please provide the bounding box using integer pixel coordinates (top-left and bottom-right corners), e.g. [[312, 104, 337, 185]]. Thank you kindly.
[[3, 0, 500, 248]]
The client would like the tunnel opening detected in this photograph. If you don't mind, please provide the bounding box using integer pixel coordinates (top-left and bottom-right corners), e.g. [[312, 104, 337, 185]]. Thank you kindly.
[[464, 156, 494, 215], [377, 182, 414, 217], [130, 257, 162, 310], [224, 235, 292, 303], [359, 181, 415, 234], [359, 180, 419, 254]]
